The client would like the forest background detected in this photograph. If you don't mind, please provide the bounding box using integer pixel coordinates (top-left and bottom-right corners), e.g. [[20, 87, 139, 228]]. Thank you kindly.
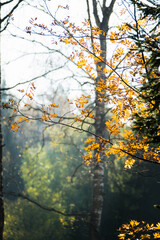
[[1, 0, 160, 240]]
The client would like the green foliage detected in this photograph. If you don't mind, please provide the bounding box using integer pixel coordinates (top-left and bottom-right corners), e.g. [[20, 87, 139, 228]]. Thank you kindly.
[[4, 123, 160, 240], [4, 199, 68, 240], [4, 128, 92, 240], [132, 0, 160, 23], [129, 0, 160, 144]]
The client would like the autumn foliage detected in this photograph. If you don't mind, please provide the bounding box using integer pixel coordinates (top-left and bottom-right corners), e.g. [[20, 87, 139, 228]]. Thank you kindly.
[[3, 0, 160, 239], [118, 220, 160, 240], [7, 2, 160, 169]]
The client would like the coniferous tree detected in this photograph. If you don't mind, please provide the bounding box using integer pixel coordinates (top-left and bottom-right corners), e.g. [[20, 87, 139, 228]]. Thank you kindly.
[[129, 0, 160, 144]]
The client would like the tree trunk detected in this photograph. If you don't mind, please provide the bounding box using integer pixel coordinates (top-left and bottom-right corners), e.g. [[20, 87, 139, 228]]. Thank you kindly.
[[0, 49, 4, 240], [90, 1, 116, 239], [0, 93, 4, 240], [0, 5, 4, 239]]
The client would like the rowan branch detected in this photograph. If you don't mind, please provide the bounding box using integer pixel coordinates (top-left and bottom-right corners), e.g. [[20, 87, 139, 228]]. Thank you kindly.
[[8, 32, 94, 80], [42, 1, 140, 95], [20, 115, 160, 166]]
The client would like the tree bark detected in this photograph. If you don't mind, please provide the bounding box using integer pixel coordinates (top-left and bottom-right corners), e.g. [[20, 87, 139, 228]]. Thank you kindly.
[[90, 1, 116, 239], [0, 37, 4, 240], [0, 91, 4, 240], [0, 5, 4, 239]]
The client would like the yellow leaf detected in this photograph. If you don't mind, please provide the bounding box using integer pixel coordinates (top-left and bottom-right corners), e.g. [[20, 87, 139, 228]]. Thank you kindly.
[[10, 123, 19, 132], [18, 117, 29, 122], [49, 114, 58, 118], [84, 138, 95, 143], [48, 103, 59, 108], [118, 233, 126, 240]]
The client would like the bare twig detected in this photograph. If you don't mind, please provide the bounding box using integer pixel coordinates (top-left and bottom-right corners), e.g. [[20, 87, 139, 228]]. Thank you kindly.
[[0, 0, 24, 32], [71, 163, 83, 183], [4, 191, 90, 217]]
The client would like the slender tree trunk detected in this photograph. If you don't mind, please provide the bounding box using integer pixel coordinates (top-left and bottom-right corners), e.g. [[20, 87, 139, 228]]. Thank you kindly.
[[0, 88, 4, 240], [90, 1, 116, 239], [0, 47, 4, 240], [0, 5, 4, 239]]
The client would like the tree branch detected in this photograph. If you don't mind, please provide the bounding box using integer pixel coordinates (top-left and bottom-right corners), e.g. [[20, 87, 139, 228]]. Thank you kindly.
[[24, 116, 160, 166], [0, 64, 67, 91], [102, 0, 106, 8], [0, 0, 13, 7], [101, 0, 116, 31], [0, 0, 23, 24], [71, 163, 83, 183], [4, 191, 90, 217], [110, 0, 116, 11], [92, 0, 101, 27]]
